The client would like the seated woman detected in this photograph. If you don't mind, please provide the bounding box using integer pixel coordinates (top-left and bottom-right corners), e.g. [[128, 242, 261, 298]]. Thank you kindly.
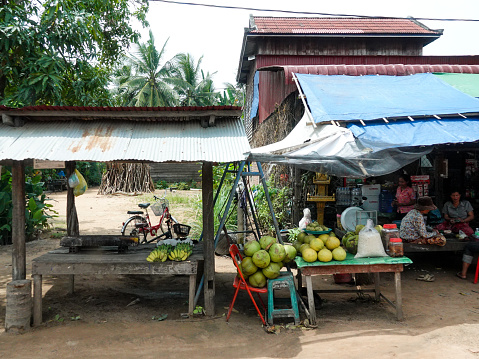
[[436, 190, 474, 237], [399, 196, 446, 246]]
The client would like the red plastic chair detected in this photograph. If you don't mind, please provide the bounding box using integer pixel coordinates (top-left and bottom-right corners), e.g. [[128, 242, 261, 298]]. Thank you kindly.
[[474, 257, 479, 284], [226, 244, 267, 325]]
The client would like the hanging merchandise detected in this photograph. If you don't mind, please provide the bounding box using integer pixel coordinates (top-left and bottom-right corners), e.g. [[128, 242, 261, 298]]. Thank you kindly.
[[411, 175, 430, 197], [68, 170, 80, 188], [73, 169, 88, 197]]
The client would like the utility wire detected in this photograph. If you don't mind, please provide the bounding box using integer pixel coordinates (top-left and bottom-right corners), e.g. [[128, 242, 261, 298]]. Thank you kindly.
[[149, 0, 479, 22]]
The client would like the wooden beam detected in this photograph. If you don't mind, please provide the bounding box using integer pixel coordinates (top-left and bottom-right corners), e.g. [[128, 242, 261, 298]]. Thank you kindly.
[[12, 161, 26, 280], [65, 162, 79, 236], [1, 109, 242, 118], [202, 161, 215, 316]]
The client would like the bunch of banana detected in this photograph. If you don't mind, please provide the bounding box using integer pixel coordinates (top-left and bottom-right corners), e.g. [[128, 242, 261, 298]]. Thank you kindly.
[[168, 243, 194, 261], [146, 244, 172, 262]]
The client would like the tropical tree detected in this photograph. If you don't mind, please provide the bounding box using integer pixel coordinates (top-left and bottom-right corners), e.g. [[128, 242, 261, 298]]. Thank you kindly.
[[168, 53, 218, 106], [0, 0, 149, 107], [114, 30, 178, 107], [217, 82, 245, 106]]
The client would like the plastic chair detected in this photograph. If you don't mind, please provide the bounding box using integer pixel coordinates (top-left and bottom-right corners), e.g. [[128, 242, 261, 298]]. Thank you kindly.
[[474, 257, 479, 284], [226, 244, 267, 325]]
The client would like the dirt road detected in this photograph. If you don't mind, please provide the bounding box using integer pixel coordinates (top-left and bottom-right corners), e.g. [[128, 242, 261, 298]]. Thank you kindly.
[[1, 188, 479, 358]]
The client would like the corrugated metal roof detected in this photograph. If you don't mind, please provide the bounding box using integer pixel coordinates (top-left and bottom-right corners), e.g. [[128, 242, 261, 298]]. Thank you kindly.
[[268, 64, 479, 84], [0, 118, 251, 163], [251, 17, 441, 35]]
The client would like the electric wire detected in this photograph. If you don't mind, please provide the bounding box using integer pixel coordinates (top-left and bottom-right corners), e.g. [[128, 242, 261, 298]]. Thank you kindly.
[[149, 0, 479, 22]]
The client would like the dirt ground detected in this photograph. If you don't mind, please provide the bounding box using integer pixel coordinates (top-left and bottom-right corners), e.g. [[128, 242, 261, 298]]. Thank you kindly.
[[2, 188, 479, 358]]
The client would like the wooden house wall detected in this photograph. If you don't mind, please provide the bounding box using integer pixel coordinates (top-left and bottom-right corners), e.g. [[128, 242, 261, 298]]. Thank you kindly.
[[255, 37, 424, 56], [149, 163, 202, 183]]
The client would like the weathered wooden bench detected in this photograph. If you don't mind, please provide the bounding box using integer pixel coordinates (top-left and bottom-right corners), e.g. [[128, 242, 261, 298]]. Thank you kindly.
[[403, 238, 467, 253], [60, 235, 138, 253], [32, 242, 204, 326]]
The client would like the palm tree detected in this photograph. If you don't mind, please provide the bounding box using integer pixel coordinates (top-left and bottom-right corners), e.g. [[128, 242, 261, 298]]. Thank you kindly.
[[168, 53, 218, 106], [115, 30, 178, 107], [217, 82, 245, 106]]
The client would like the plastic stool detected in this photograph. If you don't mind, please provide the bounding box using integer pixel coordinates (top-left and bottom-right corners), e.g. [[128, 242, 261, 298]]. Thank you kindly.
[[267, 272, 300, 325]]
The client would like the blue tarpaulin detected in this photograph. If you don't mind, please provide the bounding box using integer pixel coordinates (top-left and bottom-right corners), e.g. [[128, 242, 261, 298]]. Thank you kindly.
[[348, 117, 479, 151], [296, 73, 479, 124]]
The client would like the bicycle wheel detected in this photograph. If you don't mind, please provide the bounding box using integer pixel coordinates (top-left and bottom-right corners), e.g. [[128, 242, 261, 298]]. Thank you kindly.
[[121, 216, 148, 244]]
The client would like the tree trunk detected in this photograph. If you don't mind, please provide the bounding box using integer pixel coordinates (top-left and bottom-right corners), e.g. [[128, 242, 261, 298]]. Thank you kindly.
[[98, 163, 154, 195]]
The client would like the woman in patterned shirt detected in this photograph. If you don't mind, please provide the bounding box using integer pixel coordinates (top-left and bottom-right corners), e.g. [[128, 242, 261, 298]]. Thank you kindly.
[[392, 174, 416, 220], [399, 196, 446, 246]]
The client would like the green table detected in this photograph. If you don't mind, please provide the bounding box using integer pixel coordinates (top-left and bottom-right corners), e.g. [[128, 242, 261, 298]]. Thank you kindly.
[[295, 253, 412, 324]]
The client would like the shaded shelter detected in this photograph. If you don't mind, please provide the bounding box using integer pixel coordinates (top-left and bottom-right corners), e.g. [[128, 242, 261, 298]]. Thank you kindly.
[[248, 73, 479, 178], [0, 105, 249, 319]]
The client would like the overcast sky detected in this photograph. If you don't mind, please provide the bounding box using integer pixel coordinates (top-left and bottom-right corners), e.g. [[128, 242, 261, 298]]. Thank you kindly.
[[136, 0, 479, 89]]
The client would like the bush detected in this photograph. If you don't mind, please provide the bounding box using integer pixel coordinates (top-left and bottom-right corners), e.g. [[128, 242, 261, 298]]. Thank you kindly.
[[252, 180, 292, 233], [0, 167, 57, 245], [156, 180, 169, 189]]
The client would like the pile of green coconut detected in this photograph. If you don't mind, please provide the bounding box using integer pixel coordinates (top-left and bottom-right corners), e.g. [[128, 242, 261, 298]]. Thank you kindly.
[[237, 236, 297, 288]]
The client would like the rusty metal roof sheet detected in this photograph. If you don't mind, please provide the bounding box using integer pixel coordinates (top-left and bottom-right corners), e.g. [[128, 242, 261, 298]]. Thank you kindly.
[[261, 64, 479, 84], [0, 117, 250, 163], [251, 17, 441, 35]]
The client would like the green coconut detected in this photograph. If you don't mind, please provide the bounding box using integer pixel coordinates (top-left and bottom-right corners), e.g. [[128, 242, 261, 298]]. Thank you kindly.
[[244, 240, 261, 257], [283, 244, 297, 263], [252, 249, 270, 268], [262, 262, 281, 279], [259, 235, 276, 250], [249, 271, 267, 288], [241, 256, 258, 276], [268, 243, 286, 263]]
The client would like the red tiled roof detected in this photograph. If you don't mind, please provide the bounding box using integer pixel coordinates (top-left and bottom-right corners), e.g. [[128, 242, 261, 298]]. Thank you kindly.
[[263, 64, 479, 84], [251, 17, 440, 35]]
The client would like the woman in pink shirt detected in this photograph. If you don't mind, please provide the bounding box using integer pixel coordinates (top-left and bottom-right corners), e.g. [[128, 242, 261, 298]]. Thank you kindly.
[[392, 174, 416, 220]]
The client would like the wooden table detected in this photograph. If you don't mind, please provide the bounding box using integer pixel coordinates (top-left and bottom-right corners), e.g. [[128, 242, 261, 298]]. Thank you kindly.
[[295, 253, 412, 324], [32, 243, 203, 326]]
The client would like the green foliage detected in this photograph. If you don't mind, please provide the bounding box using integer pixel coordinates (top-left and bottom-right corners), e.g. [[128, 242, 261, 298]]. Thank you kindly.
[[252, 181, 292, 233], [155, 180, 169, 190], [113, 30, 178, 107], [168, 53, 218, 106], [0, 167, 57, 245], [217, 83, 245, 106], [0, 0, 149, 106], [75, 162, 105, 186]]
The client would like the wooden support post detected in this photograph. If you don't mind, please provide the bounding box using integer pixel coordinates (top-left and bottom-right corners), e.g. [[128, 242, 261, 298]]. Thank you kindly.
[[189, 274, 195, 316], [12, 161, 26, 281], [305, 275, 316, 325], [202, 162, 215, 316], [293, 168, 302, 226], [65, 161, 79, 236], [68, 275, 75, 294], [33, 274, 42, 326], [374, 272, 381, 301], [395, 271, 403, 321]]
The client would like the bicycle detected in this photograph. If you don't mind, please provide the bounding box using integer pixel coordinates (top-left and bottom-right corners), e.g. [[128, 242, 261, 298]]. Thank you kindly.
[[121, 195, 180, 244]]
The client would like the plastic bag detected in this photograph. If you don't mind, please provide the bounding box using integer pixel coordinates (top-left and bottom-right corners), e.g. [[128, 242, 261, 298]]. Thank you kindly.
[[299, 208, 312, 230], [355, 219, 388, 258], [68, 170, 80, 188], [73, 169, 88, 197]]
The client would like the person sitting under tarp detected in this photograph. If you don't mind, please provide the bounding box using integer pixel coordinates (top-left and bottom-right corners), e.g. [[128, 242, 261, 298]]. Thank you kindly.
[[399, 196, 446, 246], [436, 190, 474, 238]]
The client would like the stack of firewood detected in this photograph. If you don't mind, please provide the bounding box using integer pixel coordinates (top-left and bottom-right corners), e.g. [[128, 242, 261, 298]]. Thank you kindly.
[[98, 163, 154, 195]]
